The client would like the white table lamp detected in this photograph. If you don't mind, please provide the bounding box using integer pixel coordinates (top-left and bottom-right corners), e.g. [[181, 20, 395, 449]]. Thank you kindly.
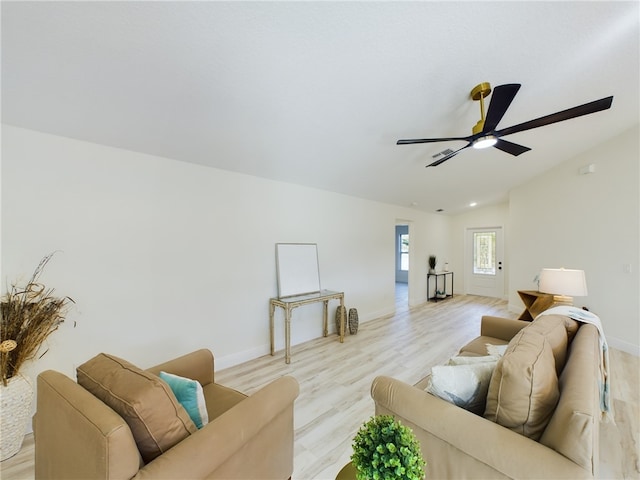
[[538, 268, 588, 305]]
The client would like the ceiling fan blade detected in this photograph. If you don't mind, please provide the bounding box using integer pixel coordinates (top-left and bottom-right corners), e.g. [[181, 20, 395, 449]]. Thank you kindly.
[[427, 144, 470, 167], [493, 138, 531, 156], [397, 136, 471, 145], [495, 96, 613, 137], [483, 84, 521, 133]]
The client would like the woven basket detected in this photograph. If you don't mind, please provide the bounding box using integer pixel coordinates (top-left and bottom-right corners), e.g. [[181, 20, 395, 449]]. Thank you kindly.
[[348, 308, 359, 334], [0, 374, 34, 461], [335, 306, 347, 335]]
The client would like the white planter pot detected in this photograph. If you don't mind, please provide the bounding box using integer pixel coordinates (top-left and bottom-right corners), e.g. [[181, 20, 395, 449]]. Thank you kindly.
[[0, 374, 34, 461]]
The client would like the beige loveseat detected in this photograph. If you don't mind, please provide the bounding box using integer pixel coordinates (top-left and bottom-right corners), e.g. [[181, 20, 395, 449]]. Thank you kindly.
[[34, 349, 299, 479], [372, 314, 601, 479]]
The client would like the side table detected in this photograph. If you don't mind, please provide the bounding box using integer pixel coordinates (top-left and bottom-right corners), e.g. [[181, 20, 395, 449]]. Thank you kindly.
[[269, 290, 345, 364], [427, 271, 453, 302], [517, 290, 555, 321]]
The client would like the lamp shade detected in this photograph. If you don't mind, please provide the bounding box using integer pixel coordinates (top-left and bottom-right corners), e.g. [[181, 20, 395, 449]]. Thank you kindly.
[[538, 268, 588, 297]]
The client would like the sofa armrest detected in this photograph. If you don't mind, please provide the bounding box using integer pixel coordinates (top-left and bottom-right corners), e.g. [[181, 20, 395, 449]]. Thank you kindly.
[[371, 376, 592, 479], [147, 349, 215, 386], [480, 316, 530, 342], [133, 375, 300, 480], [34, 370, 142, 480]]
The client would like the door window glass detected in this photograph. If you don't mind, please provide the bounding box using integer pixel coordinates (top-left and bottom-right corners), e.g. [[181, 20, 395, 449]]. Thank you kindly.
[[473, 231, 496, 275], [400, 233, 409, 271]]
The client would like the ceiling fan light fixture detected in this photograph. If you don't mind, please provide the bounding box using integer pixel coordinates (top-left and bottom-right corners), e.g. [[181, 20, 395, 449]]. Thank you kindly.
[[472, 135, 498, 149]]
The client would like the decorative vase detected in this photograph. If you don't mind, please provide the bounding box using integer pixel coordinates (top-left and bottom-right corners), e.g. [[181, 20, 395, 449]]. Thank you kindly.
[[429, 268, 436, 274], [348, 308, 359, 334], [335, 306, 347, 334], [0, 374, 34, 461]]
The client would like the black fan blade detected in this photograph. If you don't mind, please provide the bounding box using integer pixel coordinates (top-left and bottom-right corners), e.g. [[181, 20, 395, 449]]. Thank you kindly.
[[496, 96, 613, 137], [427, 144, 470, 167], [483, 84, 521, 133], [397, 136, 471, 145], [493, 138, 531, 156]]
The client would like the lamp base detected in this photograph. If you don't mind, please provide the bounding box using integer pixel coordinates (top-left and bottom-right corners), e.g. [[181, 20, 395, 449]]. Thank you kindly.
[[552, 295, 574, 306]]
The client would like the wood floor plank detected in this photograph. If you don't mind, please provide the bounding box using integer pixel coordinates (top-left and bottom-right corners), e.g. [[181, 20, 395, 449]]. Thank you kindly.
[[1, 292, 638, 479]]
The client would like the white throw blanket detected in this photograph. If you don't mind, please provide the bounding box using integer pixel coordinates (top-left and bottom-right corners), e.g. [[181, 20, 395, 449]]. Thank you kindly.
[[536, 305, 614, 423]]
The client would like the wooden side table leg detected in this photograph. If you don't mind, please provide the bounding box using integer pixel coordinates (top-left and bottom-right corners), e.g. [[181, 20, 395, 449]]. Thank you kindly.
[[285, 306, 292, 364], [269, 302, 276, 356], [339, 295, 345, 343], [323, 300, 329, 337]]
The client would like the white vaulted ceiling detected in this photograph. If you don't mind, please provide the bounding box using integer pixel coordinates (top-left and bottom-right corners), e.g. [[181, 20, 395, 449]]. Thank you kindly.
[[2, 1, 638, 214]]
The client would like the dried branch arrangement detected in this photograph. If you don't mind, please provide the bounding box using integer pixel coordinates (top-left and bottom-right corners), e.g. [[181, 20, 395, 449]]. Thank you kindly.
[[1, 253, 74, 385]]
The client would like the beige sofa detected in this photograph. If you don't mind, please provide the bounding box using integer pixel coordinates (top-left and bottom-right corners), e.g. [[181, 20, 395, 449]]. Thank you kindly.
[[372, 314, 601, 479], [34, 349, 299, 479]]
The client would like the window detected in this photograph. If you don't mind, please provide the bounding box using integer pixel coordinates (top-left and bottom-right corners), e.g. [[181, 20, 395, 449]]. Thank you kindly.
[[473, 231, 496, 275], [400, 233, 409, 271]]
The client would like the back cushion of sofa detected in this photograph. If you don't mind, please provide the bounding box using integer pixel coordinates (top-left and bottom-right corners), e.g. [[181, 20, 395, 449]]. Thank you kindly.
[[526, 314, 573, 374], [540, 324, 599, 475], [484, 329, 559, 440], [77, 353, 197, 463]]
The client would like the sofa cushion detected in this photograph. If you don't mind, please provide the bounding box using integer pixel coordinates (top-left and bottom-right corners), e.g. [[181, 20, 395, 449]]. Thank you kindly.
[[527, 314, 579, 373], [484, 329, 559, 440], [426, 356, 498, 415], [77, 353, 197, 463], [459, 335, 509, 356]]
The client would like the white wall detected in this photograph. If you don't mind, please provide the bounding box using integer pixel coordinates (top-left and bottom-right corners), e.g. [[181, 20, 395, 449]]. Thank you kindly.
[[1, 125, 450, 385], [508, 126, 640, 354]]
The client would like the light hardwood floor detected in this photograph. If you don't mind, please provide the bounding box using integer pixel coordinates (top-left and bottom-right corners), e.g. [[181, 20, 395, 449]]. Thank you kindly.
[[1, 290, 638, 479]]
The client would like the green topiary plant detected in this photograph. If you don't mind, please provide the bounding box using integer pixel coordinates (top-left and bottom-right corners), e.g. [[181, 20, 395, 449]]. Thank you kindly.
[[351, 415, 426, 480]]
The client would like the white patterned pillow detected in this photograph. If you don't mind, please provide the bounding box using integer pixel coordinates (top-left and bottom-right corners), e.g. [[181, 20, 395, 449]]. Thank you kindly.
[[426, 356, 498, 414]]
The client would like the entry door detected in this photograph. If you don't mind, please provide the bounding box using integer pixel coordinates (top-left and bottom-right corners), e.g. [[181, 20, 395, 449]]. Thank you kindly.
[[465, 227, 504, 298]]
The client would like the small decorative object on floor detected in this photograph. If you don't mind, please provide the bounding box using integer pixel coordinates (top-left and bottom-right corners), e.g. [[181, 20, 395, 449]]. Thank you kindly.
[[428, 255, 437, 274], [335, 305, 347, 334], [0, 372, 33, 461], [0, 252, 74, 461], [351, 414, 426, 480], [348, 308, 359, 335]]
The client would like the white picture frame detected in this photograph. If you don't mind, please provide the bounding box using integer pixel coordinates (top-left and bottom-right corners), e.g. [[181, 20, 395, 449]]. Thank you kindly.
[[275, 243, 321, 298]]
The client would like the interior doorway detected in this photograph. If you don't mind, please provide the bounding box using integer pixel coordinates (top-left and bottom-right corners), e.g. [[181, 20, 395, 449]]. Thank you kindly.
[[395, 224, 409, 311]]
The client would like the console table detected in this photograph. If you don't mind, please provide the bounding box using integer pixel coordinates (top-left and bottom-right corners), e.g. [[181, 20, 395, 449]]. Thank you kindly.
[[269, 289, 345, 364], [517, 290, 555, 321], [427, 271, 453, 302]]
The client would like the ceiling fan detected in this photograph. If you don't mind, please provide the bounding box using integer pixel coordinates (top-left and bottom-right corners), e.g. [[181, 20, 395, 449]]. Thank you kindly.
[[397, 82, 613, 167]]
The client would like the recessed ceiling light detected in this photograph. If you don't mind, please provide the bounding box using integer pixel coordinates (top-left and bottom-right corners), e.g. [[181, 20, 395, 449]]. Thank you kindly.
[[469, 202, 477, 207]]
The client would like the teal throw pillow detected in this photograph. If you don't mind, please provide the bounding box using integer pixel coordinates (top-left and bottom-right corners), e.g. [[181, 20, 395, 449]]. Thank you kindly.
[[159, 371, 209, 429]]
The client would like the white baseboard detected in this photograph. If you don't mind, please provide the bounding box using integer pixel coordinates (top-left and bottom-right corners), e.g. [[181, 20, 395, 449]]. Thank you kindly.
[[216, 305, 397, 370], [507, 302, 522, 314], [361, 306, 396, 322], [608, 336, 640, 357], [216, 344, 270, 370]]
